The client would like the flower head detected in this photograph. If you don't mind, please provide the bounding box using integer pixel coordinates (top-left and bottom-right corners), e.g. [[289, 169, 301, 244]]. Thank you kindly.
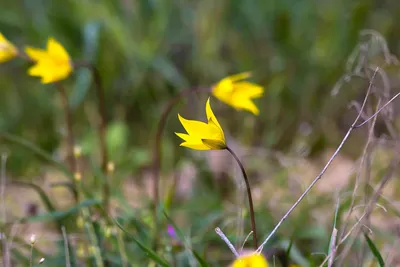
[[212, 72, 264, 115], [175, 98, 226, 150], [232, 253, 268, 267], [0, 33, 18, 63], [167, 224, 177, 238], [25, 37, 72, 84]]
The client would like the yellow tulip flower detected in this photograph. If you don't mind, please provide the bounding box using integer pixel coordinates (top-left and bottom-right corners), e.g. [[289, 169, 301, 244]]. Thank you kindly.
[[212, 72, 264, 115], [0, 33, 18, 63], [25, 37, 72, 84], [232, 253, 269, 267], [175, 98, 226, 150]]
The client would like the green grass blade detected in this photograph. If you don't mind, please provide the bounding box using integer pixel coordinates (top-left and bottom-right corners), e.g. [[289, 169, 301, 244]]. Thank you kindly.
[[192, 250, 209, 267], [0, 132, 72, 178], [18, 199, 101, 223], [285, 237, 294, 257], [110, 216, 170, 267], [363, 232, 385, 267], [11, 180, 57, 213]]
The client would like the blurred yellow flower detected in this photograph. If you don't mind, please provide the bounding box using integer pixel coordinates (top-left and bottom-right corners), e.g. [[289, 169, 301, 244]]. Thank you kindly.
[[25, 37, 72, 84], [0, 33, 18, 63], [212, 72, 264, 115], [176, 98, 226, 150], [232, 253, 268, 267]]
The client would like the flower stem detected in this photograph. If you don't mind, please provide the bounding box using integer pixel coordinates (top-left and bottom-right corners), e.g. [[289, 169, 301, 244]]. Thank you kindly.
[[57, 84, 76, 173], [226, 146, 258, 250], [56, 83, 78, 202], [152, 87, 210, 249], [89, 66, 109, 211], [89, 66, 108, 173], [74, 62, 109, 211]]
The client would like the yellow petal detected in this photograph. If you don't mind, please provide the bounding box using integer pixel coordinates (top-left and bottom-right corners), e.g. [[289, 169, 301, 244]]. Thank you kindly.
[[228, 72, 252, 82], [42, 74, 57, 84], [25, 42, 72, 84], [232, 97, 260, 115], [0, 33, 6, 42], [47, 37, 70, 61], [212, 72, 264, 115], [176, 100, 227, 151], [234, 81, 264, 99], [232, 253, 268, 267], [205, 98, 222, 130], [213, 72, 251, 96], [27, 63, 46, 77], [178, 114, 211, 138], [180, 142, 211, 150], [25, 46, 48, 62], [201, 138, 226, 149], [207, 117, 225, 144], [175, 132, 194, 143], [0, 33, 18, 63]]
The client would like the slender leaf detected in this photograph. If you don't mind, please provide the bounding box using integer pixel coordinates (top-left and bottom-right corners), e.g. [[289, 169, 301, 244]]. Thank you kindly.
[[285, 237, 294, 257], [192, 250, 209, 267], [11, 180, 57, 213], [0, 132, 72, 178], [18, 199, 101, 223], [363, 232, 385, 267], [110, 216, 170, 267]]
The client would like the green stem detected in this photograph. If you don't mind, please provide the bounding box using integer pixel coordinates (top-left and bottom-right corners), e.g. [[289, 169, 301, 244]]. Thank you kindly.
[[226, 146, 258, 250], [0, 132, 72, 178], [56, 83, 77, 174], [74, 62, 109, 211], [117, 227, 128, 267], [29, 243, 34, 267], [56, 83, 78, 202]]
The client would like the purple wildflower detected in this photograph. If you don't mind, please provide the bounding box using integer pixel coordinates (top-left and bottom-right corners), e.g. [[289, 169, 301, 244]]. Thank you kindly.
[[167, 224, 177, 238]]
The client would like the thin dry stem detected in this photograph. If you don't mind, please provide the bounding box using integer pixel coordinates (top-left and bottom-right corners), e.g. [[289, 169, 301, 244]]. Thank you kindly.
[[328, 228, 338, 267], [339, 98, 381, 241], [337, 148, 400, 263], [318, 212, 369, 267], [256, 68, 378, 253], [354, 91, 400, 128], [321, 146, 400, 265], [215, 227, 239, 257]]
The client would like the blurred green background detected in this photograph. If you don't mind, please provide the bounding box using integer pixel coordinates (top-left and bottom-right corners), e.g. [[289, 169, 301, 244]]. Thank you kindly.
[[2, 0, 400, 175], [1, 0, 400, 266]]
